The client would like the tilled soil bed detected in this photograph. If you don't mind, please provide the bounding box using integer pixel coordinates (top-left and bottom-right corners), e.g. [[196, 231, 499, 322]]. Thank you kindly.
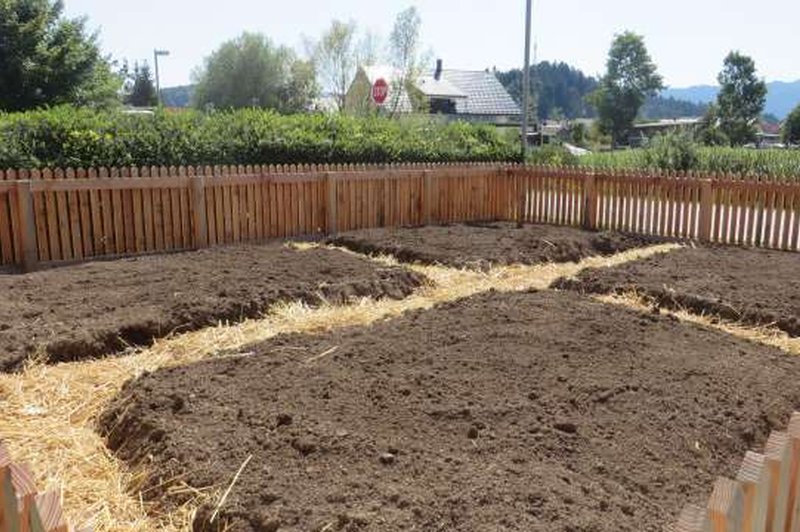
[[327, 222, 664, 269], [554, 245, 800, 337], [0, 244, 424, 372], [101, 290, 800, 532]]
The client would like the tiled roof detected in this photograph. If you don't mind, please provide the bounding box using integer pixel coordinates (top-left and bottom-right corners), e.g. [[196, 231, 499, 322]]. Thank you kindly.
[[440, 70, 521, 117], [416, 76, 467, 99]]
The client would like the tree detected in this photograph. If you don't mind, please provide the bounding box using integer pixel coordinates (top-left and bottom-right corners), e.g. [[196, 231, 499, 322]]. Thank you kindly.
[[356, 31, 382, 67], [783, 104, 800, 145], [388, 7, 424, 116], [192, 32, 317, 112], [312, 20, 358, 111], [124, 62, 158, 107], [588, 32, 664, 145], [715, 51, 767, 145], [0, 0, 117, 111]]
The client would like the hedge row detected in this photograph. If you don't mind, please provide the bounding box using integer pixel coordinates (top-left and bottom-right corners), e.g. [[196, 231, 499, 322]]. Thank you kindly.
[[0, 107, 518, 169]]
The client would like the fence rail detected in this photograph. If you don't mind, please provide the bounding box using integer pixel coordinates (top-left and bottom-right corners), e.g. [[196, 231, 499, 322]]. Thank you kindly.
[[0, 164, 798, 270], [671, 411, 800, 532], [0, 442, 84, 532]]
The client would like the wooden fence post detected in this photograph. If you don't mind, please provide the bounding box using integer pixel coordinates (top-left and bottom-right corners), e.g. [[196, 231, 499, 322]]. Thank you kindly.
[[422, 170, 433, 226], [326, 173, 337, 235], [583, 172, 598, 230], [191, 175, 208, 249], [699, 179, 714, 242], [13, 181, 38, 272]]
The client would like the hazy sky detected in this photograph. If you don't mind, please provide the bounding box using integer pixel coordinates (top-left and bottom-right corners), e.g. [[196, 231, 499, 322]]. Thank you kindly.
[[64, 0, 799, 89]]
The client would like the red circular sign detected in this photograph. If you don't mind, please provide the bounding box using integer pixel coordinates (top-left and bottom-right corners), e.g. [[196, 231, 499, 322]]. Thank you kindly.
[[372, 78, 389, 105]]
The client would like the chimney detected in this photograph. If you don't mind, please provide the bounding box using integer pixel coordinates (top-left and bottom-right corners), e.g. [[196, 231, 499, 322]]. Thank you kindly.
[[434, 59, 443, 80]]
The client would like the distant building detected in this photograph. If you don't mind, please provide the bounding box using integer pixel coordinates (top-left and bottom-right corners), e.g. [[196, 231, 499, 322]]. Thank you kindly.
[[345, 60, 521, 126], [629, 117, 703, 146], [756, 121, 783, 148]]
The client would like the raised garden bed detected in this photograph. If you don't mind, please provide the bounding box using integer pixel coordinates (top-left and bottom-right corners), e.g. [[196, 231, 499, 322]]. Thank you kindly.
[[327, 222, 664, 270], [0, 244, 424, 372], [101, 290, 800, 532], [554, 245, 800, 337]]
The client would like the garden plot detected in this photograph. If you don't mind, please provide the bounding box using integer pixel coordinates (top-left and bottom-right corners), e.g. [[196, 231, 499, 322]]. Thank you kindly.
[[554, 245, 800, 337], [0, 244, 424, 372], [101, 290, 800, 532], [328, 222, 664, 270]]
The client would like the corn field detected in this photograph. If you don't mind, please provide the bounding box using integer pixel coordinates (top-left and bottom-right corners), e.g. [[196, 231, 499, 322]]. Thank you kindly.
[[579, 148, 800, 181]]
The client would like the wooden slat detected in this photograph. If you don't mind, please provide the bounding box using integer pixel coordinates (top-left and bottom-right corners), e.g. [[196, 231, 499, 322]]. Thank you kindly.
[[785, 413, 800, 532], [764, 431, 792, 532], [120, 168, 135, 254], [132, 171, 145, 253], [674, 504, 709, 532], [30, 491, 68, 532], [0, 191, 14, 266], [10, 462, 37, 532], [707, 476, 744, 531], [737, 451, 768, 532]]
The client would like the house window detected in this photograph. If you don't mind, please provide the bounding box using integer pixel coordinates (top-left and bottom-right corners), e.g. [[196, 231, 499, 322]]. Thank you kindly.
[[430, 98, 457, 115]]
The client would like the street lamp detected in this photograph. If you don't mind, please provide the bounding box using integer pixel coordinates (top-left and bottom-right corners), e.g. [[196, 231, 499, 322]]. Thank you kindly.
[[153, 49, 170, 107], [521, 0, 533, 159]]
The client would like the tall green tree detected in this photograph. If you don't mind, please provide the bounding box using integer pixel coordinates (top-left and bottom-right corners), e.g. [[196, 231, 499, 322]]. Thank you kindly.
[[783, 104, 800, 145], [311, 20, 358, 111], [0, 0, 117, 110], [124, 62, 158, 107], [715, 51, 767, 145], [588, 32, 664, 145], [192, 32, 317, 112]]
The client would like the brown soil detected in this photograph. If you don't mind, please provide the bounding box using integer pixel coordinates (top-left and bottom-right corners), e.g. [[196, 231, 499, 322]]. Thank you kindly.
[[0, 244, 424, 372], [327, 222, 665, 270], [554, 246, 800, 337], [101, 290, 800, 532]]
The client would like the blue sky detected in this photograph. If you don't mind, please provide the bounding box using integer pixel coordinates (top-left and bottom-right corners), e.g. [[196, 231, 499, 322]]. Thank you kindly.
[[64, 0, 799, 89]]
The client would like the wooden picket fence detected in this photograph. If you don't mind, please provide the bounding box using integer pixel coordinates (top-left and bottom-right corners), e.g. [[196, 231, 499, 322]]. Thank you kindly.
[[0, 163, 798, 270], [672, 411, 800, 532], [0, 442, 83, 532]]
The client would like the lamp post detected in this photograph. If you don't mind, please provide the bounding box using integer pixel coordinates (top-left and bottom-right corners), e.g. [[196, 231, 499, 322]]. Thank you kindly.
[[153, 49, 170, 107], [521, 0, 533, 159]]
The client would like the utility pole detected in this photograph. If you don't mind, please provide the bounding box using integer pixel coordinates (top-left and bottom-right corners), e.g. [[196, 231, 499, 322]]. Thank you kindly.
[[153, 49, 170, 107], [521, 0, 533, 159]]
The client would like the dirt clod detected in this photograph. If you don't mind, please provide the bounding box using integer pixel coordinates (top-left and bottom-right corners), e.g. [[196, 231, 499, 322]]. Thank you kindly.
[[379, 453, 396, 465]]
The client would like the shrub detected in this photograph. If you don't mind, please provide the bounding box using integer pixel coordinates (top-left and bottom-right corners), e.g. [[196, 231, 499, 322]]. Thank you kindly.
[[527, 144, 578, 166], [641, 131, 699, 172], [0, 107, 518, 169]]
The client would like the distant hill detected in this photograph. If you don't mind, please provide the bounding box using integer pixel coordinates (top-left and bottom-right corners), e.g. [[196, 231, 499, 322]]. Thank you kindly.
[[663, 80, 800, 119], [496, 62, 706, 121]]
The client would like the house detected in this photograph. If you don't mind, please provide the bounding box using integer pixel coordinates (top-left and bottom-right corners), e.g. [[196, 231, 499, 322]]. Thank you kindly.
[[756, 121, 783, 148], [629, 117, 703, 146], [345, 60, 521, 126]]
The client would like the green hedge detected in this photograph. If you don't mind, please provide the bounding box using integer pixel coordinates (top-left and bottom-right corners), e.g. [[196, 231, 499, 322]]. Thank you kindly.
[[0, 107, 518, 169]]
